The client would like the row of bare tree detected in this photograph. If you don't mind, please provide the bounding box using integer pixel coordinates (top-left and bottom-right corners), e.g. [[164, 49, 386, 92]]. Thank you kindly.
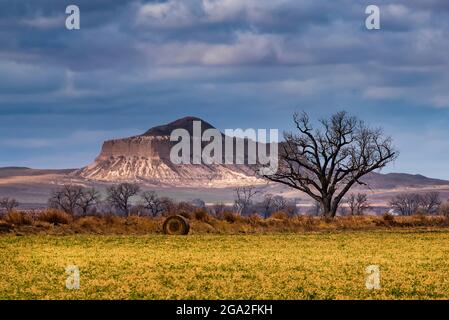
[[233, 186, 300, 217], [232, 186, 448, 217], [46, 183, 170, 217], [389, 192, 443, 215], [1, 189, 448, 218], [0, 197, 19, 213]]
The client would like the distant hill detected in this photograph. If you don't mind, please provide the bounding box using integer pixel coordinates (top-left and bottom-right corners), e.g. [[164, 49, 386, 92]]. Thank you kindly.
[[0, 167, 75, 178], [360, 172, 449, 189]]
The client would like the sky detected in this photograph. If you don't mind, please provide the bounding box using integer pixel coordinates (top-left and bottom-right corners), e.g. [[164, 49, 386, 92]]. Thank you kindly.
[[0, 0, 449, 178]]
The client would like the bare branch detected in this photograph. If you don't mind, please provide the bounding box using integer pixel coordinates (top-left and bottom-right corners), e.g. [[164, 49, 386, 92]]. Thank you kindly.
[[264, 111, 398, 217]]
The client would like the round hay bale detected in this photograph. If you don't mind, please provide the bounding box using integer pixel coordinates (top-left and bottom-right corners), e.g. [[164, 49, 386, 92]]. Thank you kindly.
[[163, 215, 190, 235]]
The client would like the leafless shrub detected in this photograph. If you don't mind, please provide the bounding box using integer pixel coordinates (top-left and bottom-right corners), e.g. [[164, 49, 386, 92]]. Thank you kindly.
[[345, 193, 369, 215], [78, 188, 101, 215], [233, 186, 259, 215], [419, 192, 441, 214], [0, 197, 19, 215], [272, 195, 288, 212], [48, 185, 101, 215], [141, 191, 171, 217], [106, 183, 140, 216], [48, 185, 84, 215], [389, 193, 421, 216], [390, 192, 441, 216]]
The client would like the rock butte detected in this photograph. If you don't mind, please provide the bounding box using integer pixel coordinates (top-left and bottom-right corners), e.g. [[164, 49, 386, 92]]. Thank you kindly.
[[74, 116, 264, 187]]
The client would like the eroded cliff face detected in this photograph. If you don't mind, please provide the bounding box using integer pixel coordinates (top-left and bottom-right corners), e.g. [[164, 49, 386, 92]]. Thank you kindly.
[[96, 136, 171, 161], [75, 117, 263, 187]]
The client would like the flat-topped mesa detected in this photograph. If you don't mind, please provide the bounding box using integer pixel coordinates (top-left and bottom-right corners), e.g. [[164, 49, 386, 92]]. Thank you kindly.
[[96, 136, 171, 161], [96, 116, 219, 161], [75, 116, 263, 187]]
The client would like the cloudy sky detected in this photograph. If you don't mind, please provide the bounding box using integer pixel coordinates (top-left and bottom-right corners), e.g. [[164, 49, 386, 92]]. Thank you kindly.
[[1, 0, 449, 178]]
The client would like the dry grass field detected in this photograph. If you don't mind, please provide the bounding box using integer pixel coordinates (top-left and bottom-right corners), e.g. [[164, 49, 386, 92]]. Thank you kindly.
[[1, 231, 449, 300], [2, 210, 449, 235]]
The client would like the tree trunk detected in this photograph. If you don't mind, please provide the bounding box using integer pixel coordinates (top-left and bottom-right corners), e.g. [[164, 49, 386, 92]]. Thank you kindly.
[[320, 197, 333, 217], [320, 196, 341, 218], [330, 204, 338, 218], [125, 206, 129, 217]]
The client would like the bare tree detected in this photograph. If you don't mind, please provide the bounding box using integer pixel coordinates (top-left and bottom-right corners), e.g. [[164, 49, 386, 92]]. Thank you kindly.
[[345, 194, 357, 215], [390, 192, 441, 216], [48, 185, 84, 215], [355, 193, 369, 215], [272, 195, 288, 212], [263, 111, 397, 217], [419, 192, 441, 214], [233, 186, 259, 215], [0, 197, 19, 214], [389, 193, 421, 216], [141, 191, 170, 217], [78, 188, 101, 215], [106, 183, 141, 216], [345, 193, 369, 215], [261, 193, 274, 218]]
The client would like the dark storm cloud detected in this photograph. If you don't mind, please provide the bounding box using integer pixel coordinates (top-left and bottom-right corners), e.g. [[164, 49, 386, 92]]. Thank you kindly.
[[2, 1, 448, 69], [2, 0, 448, 104], [0, 0, 449, 177]]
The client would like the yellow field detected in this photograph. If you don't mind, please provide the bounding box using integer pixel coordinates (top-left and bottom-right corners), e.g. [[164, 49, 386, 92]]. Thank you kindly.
[[1, 231, 449, 299]]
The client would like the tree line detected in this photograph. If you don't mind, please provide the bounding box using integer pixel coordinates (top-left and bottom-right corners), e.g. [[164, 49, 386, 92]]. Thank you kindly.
[[1, 184, 448, 218]]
